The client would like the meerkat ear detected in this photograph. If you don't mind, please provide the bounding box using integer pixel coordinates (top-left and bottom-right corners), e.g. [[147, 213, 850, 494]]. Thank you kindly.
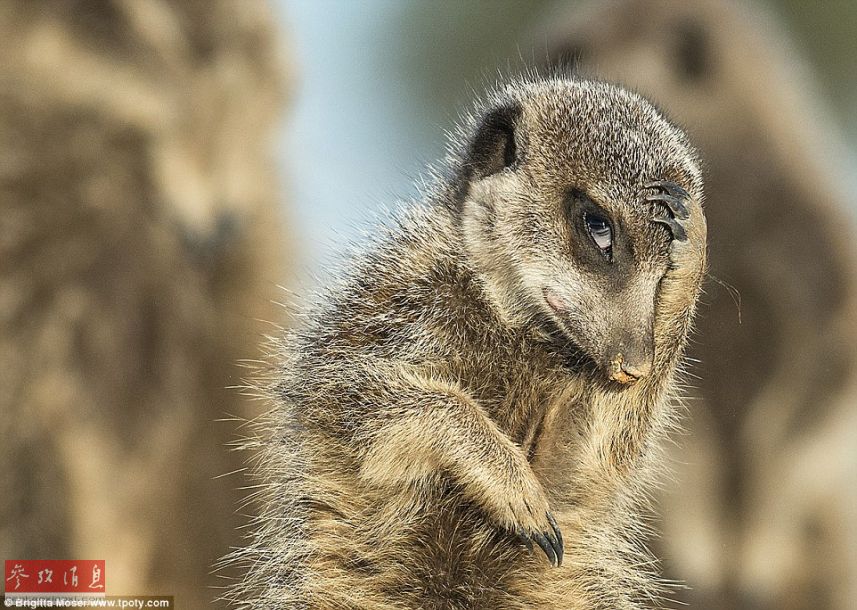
[[464, 103, 523, 181]]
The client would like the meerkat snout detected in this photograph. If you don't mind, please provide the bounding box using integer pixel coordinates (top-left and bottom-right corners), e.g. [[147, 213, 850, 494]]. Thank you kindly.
[[608, 330, 654, 384], [609, 351, 653, 384], [544, 285, 655, 384]]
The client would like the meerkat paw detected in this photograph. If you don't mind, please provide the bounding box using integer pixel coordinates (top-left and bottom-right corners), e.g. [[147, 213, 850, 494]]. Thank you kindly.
[[646, 180, 706, 270], [515, 511, 564, 568], [490, 473, 563, 567], [645, 180, 691, 242]]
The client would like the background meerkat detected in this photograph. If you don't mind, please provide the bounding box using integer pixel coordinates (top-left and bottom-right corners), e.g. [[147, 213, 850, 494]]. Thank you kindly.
[[0, 1, 290, 605], [229, 77, 707, 609], [539, 1, 857, 608]]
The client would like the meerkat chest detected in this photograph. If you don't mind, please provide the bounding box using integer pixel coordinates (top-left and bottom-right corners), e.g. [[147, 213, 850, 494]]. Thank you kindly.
[[460, 355, 584, 450]]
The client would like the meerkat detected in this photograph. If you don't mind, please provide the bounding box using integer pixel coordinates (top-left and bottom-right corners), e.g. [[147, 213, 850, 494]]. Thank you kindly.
[[0, 0, 289, 605], [228, 76, 707, 609], [538, 1, 857, 608]]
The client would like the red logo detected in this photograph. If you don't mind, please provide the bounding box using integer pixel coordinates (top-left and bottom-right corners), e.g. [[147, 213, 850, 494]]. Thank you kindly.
[[4, 560, 106, 594]]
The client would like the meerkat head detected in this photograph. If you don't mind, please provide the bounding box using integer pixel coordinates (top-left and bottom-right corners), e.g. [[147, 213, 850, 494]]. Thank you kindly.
[[456, 78, 701, 385]]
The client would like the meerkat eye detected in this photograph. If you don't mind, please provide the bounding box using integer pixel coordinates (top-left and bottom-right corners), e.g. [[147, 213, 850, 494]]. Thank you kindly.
[[584, 213, 613, 255]]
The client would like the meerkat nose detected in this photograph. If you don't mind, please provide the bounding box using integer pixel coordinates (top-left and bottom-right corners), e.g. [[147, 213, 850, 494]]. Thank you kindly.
[[621, 360, 652, 381], [609, 353, 652, 384]]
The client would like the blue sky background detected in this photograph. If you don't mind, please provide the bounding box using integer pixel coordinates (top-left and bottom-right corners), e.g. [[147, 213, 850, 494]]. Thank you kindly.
[[273, 1, 444, 276]]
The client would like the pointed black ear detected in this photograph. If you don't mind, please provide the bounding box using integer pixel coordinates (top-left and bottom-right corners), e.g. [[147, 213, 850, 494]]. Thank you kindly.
[[463, 102, 522, 182]]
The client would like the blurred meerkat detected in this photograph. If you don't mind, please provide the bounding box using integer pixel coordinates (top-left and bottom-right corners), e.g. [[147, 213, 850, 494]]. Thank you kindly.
[[540, 1, 857, 607], [229, 77, 707, 609], [0, 0, 290, 605]]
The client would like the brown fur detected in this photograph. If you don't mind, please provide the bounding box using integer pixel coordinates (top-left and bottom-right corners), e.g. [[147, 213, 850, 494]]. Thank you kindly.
[[539, 1, 857, 607], [230, 77, 707, 609], [0, 0, 289, 605]]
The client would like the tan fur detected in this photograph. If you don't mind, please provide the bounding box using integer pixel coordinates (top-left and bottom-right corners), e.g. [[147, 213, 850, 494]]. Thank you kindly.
[[230, 77, 707, 609], [539, 1, 857, 607], [0, 1, 289, 605]]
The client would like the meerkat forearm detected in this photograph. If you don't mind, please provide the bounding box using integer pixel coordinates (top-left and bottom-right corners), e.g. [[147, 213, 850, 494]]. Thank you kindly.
[[653, 190, 707, 367], [358, 369, 564, 564]]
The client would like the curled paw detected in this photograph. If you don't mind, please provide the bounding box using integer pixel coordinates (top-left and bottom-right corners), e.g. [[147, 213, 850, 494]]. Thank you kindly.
[[497, 481, 563, 567], [645, 180, 691, 242], [515, 511, 564, 567], [482, 455, 564, 567]]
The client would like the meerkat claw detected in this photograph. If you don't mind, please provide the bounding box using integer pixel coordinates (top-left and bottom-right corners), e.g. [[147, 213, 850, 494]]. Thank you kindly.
[[531, 530, 559, 567], [516, 513, 563, 567], [645, 192, 689, 219], [652, 216, 688, 242], [547, 512, 564, 566], [516, 528, 534, 554], [646, 180, 691, 202], [646, 181, 691, 241]]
